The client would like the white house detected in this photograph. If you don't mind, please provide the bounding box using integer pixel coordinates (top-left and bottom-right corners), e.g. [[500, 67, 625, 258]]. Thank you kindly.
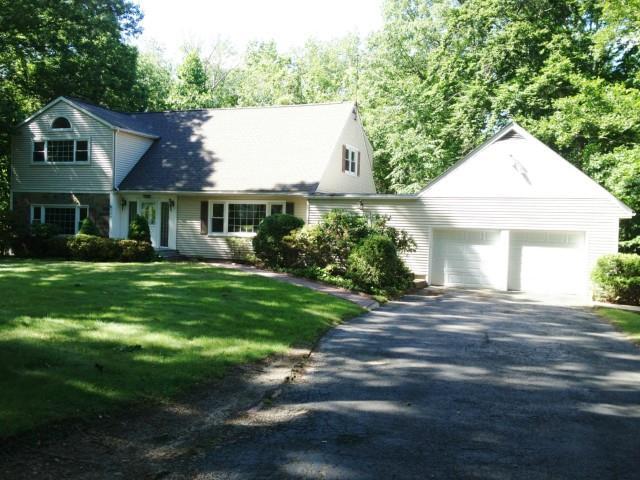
[[10, 97, 633, 296]]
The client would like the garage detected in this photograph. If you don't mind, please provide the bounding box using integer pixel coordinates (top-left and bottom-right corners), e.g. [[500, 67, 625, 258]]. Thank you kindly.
[[508, 230, 585, 294], [431, 229, 503, 289]]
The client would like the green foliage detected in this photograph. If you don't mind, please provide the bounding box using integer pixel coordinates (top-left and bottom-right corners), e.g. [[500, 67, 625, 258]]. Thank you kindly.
[[592, 254, 640, 305], [129, 47, 174, 111], [620, 237, 640, 255], [128, 214, 151, 243], [347, 234, 413, 295], [67, 235, 123, 261], [252, 214, 305, 267], [78, 218, 100, 236], [0, 210, 16, 255], [119, 239, 156, 262], [170, 49, 216, 109]]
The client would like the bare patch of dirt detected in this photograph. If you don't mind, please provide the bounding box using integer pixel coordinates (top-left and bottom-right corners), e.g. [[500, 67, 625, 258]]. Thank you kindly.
[[0, 349, 312, 480]]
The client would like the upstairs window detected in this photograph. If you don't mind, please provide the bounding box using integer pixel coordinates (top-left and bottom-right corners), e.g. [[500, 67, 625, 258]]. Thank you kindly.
[[32, 139, 90, 163], [51, 117, 71, 129], [343, 145, 359, 176]]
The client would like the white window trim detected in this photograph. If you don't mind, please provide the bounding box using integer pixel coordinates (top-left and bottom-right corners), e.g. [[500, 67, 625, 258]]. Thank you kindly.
[[344, 144, 359, 177], [30, 204, 90, 235], [50, 117, 72, 131], [31, 138, 91, 165], [208, 200, 286, 237]]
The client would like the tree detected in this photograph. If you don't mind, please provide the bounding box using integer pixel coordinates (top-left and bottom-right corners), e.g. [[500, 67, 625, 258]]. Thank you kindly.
[[0, 0, 143, 211], [129, 45, 174, 111], [362, 0, 640, 238], [169, 49, 216, 109]]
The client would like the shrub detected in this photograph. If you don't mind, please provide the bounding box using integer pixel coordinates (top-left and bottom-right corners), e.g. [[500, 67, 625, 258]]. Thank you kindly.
[[592, 254, 640, 305], [11, 223, 60, 257], [44, 236, 71, 258], [0, 210, 17, 255], [78, 217, 100, 236], [67, 234, 122, 261], [119, 240, 155, 262], [128, 214, 151, 243], [347, 234, 413, 295], [619, 237, 640, 255], [253, 214, 305, 267]]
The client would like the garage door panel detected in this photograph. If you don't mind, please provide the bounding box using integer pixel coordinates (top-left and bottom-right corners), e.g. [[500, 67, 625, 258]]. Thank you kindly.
[[432, 229, 501, 288], [508, 231, 585, 294]]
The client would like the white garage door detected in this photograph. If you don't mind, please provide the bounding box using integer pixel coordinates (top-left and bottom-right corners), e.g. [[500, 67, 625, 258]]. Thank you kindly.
[[431, 229, 502, 288], [508, 231, 585, 294]]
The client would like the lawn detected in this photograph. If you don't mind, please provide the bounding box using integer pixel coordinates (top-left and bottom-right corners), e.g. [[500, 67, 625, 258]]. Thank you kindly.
[[596, 307, 640, 344], [0, 260, 363, 437]]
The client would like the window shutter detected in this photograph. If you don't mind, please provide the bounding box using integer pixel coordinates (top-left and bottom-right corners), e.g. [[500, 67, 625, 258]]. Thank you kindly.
[[200, 201, 208, 234], [357, 151, 361, 176], [341, 145, 346, 172], [128, 201, 138, 226], [286, 202, 295, 216]]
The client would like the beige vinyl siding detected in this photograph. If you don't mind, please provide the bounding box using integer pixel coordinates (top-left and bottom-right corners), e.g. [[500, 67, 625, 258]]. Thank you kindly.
[[115, 131, 153, 186], [11, 102, 113, 192], [177, 195, 307, 260], [308, 197, 621, 279], [316, 110, 376, 194]]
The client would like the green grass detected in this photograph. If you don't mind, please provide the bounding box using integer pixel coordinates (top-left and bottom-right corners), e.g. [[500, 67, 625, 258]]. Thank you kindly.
[[0, 260, 363, 437], [596, 307, 640, 344]]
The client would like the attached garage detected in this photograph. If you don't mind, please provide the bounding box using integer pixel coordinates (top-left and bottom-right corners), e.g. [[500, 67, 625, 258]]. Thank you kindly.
[[308, 122, 634, 298]]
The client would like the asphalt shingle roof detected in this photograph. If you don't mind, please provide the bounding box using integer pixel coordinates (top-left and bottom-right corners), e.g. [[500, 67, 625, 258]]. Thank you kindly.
[[65, 97, 354, 193]]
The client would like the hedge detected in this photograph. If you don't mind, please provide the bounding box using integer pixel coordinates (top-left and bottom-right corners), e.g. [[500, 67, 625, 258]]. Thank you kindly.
[[591, 254, 640, 305]]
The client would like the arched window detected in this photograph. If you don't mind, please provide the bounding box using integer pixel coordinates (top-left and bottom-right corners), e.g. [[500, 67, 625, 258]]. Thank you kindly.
[[51, 117, 71, 129]]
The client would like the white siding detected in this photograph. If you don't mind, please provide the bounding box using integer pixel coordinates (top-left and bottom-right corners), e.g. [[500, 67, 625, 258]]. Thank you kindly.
[[308, 196, 621, 282], [115, 131, 153, 186], [316, 110, 376, 194], [177, 195, 307, 260], [11, 101, 113, 192]]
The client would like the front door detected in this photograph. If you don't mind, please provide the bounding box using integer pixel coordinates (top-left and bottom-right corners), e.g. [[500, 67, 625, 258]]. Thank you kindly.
[[160, 201, 170, 248]]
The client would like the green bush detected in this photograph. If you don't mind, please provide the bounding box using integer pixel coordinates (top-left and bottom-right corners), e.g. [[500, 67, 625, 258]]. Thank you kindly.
[[11, 223, 60, 257], [44, 236, 71, 259], [592, 254, 640, 305], [347, 234, 413, 295], [67, 234, 122, 261], [0, 210, 17, 255], [128, 214, 151, 243], [619, 237, 640, 255], [78, 217, 100, 236], [253, 214, 305, 267], [119, 239, 155, 262]]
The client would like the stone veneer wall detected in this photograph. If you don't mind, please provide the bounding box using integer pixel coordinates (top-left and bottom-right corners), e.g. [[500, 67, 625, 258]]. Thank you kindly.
[[12, 192, 111, 236]]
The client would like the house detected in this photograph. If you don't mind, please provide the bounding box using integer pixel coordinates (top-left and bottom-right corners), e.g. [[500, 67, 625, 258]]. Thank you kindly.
[[11, 97, 633, 296]]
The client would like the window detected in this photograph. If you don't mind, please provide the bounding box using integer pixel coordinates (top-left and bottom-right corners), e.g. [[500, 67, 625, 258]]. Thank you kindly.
[[343, 145, 359, 176], [209, 201, 286, 235], [32, 139, 90, 163], [211, 203, 224, 233], [31, 205, 89, 235], [228, 204, 267, 233], [51, 117, 71, 129], [33, 142, 45, 162]]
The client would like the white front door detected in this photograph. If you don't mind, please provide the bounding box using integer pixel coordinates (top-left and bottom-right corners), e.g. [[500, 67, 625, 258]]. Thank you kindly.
[[508, 231, 585, 294], [431, 229, 502, 288]]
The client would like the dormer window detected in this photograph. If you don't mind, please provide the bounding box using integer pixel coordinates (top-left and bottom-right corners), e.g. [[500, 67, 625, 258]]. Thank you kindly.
[[51, 117, 71, 130], [342, 145, 360, 176]]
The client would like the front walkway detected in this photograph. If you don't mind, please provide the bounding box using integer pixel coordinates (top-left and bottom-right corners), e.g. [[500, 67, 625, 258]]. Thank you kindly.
[[203, 261, 380, 310]]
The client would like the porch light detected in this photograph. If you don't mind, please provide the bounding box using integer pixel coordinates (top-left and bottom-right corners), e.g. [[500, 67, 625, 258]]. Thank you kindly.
[[120, 198, 127, 210], [169, 198, 175, 209]]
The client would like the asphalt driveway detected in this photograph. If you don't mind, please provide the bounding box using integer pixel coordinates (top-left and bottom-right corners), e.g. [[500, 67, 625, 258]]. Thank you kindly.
[[193, 289, 640, 480]]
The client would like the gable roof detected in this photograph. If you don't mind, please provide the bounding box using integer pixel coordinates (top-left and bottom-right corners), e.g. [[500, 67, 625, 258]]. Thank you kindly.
[[418, 122, 634, 217], [118, 102, 355, 193]]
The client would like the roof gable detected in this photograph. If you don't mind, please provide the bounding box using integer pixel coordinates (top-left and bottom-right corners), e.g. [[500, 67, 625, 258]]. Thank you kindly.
[[420, 123, 633, 216]]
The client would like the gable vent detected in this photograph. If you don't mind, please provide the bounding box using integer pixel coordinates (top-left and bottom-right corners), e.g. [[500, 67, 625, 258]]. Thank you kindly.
[[497, 130, 524, 141]]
